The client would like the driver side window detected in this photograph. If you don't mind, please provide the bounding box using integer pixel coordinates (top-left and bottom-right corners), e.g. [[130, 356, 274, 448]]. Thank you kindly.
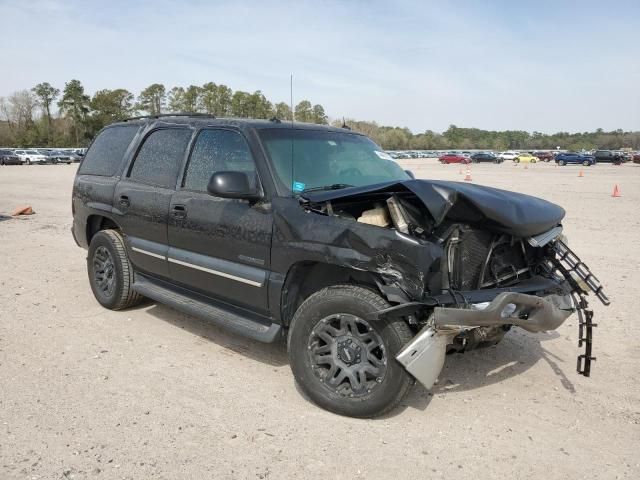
[[183, 129, 258, 192]]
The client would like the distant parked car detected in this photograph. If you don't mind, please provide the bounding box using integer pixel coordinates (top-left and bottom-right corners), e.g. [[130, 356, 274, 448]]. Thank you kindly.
[[632, 152, 640, 164], [46, 150, 74, 164], [514, 153, 537, 163], [13, 149, 49, 165], [533, 151, 554, 162], [593, 150, 624, 164], [0, 149, 23, 165], [555, 152, 595, 166], [497, 151, 519, 161], [439, 153, 471, 164], [470, 152, 501, 163]]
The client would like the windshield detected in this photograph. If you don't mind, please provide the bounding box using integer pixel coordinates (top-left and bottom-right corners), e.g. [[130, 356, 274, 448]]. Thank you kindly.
[[259, 128, 410, 194]]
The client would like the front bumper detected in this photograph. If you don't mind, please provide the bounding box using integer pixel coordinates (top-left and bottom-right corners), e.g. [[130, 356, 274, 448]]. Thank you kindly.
[[395, 291, 574, 390]]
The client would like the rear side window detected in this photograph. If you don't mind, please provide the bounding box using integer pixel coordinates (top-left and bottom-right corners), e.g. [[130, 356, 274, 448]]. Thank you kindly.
[[79, 125, 140, 176], [129, 128, 192, 188], [183, 129, 257, 192]]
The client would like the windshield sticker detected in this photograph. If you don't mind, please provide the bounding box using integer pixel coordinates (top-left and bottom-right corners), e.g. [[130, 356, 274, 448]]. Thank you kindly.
[[292, 181, 306, 192], [375, 150, 393, 160]]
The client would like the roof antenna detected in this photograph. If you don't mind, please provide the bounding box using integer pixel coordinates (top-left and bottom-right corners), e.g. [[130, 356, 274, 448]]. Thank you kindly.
[[341, 117, 351, 130]]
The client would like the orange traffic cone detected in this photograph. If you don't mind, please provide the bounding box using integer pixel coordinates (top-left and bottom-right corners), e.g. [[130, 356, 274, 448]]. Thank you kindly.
[[464, 166, 472, 182], [578, 170, 584, 177], [612, 185, 621, 197]]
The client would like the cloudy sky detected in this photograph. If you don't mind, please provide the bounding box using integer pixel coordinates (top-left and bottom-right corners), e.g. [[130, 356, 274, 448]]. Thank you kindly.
[[1, 0, 638, 133]]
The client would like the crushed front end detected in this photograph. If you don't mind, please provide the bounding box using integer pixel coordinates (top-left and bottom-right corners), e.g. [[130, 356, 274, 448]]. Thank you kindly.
[[301, 179, 610, 391]]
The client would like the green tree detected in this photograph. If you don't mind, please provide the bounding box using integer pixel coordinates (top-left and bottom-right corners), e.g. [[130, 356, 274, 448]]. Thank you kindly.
[[137, 83, 166, 115], [167, 86, 185, 112], [230, 91, 251, 117], [58, 79, 90, 144], [294, 100, 313, 122], [274, 102, 292, 120], [91, 88, 135, 128], [32, 82, 60, 132], [312, 104, 327, 124], [247, 91, 273, 119]]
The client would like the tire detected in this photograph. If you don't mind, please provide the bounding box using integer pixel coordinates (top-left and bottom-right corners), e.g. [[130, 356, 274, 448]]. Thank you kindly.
[[531, 159, 536, 163], [26, 159, 31, 165], [87, 229, 142, 310], [559, 160, 566, 166], [583, 160, 590, 166], [514, 158, 520, 163], [288, 285, 414, 418]]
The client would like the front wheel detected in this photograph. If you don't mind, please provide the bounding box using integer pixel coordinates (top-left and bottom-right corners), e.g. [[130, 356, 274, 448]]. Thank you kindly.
[[288, 285, 414, 418], [559, 160, 566, 166], [26, 159, 31, 165], [583, 160, 591, 166], [514, 158, 520, 163]]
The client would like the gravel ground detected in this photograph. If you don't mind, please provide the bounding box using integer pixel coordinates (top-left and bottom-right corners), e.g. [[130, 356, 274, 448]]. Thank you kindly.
[[1, 161, 638, 480]]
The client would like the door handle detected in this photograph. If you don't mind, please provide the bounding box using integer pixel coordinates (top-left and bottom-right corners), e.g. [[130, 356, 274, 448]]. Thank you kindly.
[[119, 195, 130, 207], [171, 204, 187, 219]]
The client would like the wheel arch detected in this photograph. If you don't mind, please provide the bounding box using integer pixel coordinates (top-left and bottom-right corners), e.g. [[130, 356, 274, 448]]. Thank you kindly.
[[280, 261, 385, 327], [86, 214, 122, 246]]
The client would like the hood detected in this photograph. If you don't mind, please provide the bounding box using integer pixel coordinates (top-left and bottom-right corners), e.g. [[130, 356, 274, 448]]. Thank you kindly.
[[302, 179, 565, 238]]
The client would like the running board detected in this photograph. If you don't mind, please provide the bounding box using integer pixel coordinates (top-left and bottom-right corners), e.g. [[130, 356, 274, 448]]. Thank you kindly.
[[133, 274, 282, 343]]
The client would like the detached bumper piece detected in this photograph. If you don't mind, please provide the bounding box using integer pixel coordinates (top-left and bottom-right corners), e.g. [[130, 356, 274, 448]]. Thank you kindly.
[[396, 327, 452, 390], [395, 292, 573, 390], [432, 292, 573, 333]]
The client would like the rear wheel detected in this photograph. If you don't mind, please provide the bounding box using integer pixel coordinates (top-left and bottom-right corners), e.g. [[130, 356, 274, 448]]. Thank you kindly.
[[514, 158, 520, 163], [26, 159, 31, 165], [288, 285, 414, 418], [559, 160, 566, 166], [87, 229, 142, 310], [583, 160, 591, 166]]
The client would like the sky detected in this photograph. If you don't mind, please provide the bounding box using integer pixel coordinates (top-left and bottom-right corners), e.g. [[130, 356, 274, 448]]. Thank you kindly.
[[1, 0, 638, 133]]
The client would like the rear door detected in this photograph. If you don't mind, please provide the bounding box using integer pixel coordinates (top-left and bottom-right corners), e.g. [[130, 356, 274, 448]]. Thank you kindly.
[[113, 126, 193, 280], [167, 127, 272, 313]]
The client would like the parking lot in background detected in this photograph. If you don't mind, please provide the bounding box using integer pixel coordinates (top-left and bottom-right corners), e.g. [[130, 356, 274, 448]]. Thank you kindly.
[[0, 161, 638, 479]]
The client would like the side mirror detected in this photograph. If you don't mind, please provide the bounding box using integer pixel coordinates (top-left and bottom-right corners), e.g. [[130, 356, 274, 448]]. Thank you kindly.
[[207, 171, 261, 201], [405, 169, 415, 179]]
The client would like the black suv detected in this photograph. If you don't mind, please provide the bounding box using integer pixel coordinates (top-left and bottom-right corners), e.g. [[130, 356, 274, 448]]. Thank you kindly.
[[593, 150, 625, 164], [470, 152, 500, 163], [72, 115, 608, 417]]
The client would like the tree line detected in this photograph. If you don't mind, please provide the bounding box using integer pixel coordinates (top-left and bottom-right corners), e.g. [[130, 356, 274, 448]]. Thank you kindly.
[[0, 79, 327, 147], [332, 120, 640, 152], [1, 79, 638, 151]]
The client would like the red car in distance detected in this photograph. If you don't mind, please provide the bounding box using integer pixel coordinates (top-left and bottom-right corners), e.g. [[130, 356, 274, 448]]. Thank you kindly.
[[533, 151, 554, 162], [439, 153, 471, 164]]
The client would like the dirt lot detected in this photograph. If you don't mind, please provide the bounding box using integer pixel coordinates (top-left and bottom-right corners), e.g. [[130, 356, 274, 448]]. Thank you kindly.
[[1, 161, 639, 479]]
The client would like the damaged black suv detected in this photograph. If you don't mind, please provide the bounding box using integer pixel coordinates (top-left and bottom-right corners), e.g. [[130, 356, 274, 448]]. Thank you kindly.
[[72, 115, 609, 418]]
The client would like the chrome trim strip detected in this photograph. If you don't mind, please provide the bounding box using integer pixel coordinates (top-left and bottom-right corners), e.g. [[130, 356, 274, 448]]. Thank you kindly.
[[132, 246, 166, 260], [527, 226, 563, 248], [167, 257, 263, 287]]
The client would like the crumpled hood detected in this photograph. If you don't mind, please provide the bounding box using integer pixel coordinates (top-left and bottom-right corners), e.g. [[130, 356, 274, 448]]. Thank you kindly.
[[302, 179, 565, 237]]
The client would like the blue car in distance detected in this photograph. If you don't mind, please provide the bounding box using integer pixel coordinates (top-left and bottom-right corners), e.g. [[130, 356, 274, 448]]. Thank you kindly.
[[555, 152, 596, 166]]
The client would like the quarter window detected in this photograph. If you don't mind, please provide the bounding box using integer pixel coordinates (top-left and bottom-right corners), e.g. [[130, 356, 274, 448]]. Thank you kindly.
[[129, 128, 192, 188], [79, 125, 140, 176], [183, 129, 257, 192]]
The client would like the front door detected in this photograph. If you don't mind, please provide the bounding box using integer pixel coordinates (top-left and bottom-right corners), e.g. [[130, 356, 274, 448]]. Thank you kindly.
[[167, 128, 272, 313]]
